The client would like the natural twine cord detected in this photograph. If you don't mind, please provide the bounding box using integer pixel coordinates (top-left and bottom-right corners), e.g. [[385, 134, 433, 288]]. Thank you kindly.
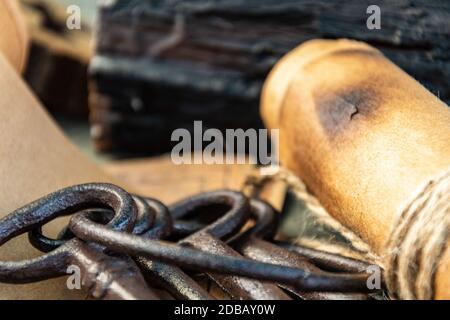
[[385, 170, 450, 300], [245, 166, 450, 300]]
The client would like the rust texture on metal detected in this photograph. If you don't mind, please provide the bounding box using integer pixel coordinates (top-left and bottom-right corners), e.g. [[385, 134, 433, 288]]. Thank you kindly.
[[0, 183, 383, 300]]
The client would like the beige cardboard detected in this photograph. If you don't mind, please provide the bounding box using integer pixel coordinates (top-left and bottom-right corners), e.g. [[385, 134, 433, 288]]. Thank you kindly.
[[0, 0, 130, 298], [0, 0, 28, 73]]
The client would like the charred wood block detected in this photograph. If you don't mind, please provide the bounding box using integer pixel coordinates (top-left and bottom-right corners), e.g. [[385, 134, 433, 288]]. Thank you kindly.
[[90, 0, 450, 153], [21, 0, 92, 117], [89, 56, 263, 153]]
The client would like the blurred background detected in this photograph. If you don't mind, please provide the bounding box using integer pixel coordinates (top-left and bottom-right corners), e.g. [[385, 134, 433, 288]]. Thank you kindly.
[[20, 0, 450, 159], [17, 0, 450, 244]]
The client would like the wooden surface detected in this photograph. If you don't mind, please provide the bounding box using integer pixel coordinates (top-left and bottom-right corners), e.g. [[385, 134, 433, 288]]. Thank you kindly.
[[103, 155, 255, 204], [90, 0, 450, 154], [20, 0, 91, 116]]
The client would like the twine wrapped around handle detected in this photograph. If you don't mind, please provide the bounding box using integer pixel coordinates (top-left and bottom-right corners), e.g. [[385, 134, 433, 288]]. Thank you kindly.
[[386, 170, 450, 299], [246, 166, 449, 299], [261, 39, 450, 299]]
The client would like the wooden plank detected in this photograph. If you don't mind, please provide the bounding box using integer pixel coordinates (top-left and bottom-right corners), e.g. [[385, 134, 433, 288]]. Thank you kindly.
[[20, 0, 92, 116], [103, 154, 255, 204], [90, 0, 450, 153]]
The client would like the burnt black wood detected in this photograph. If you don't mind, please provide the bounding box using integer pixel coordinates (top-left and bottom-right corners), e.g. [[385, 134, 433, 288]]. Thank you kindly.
[[90, 0, 450, 153], [23, 0, 91, 117]]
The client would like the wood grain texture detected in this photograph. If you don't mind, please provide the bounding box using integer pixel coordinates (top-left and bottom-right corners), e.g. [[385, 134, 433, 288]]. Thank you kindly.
[[261, 39, 450, 299], [90, 0, 450, 153]]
